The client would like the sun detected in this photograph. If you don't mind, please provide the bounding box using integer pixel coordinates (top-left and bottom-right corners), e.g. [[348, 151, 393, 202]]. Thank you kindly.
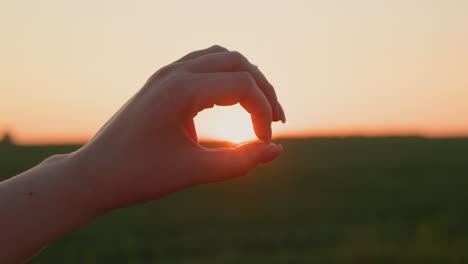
[[218, 118, 256, 144], [194, 104, 257, 144]]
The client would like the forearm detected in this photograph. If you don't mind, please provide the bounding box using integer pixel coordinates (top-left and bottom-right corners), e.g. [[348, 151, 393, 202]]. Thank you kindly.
[[0, 153, 99, 263]]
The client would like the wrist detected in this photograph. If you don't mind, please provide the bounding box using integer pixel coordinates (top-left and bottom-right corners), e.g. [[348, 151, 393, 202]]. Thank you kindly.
[[48, 152, 102, 219], [65, 146, 122, 215]]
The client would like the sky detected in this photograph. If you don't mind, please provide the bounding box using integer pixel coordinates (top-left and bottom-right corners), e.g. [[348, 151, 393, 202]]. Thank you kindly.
[[1, 0, 468, 144]]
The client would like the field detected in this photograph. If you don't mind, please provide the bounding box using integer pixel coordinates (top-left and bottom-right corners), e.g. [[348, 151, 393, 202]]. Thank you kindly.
[[1, 137, 468, 263]]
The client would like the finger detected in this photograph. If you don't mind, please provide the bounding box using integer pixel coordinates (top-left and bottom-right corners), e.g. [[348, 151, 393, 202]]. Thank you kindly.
[[279, 102, 286, 123], [174, 45, 229, 63], [185, 119, 198, 142], [197, 142, 283, 183], [146, 46, 229, 92], [185, 72, 272, 142], [184, 51, 282, 122]]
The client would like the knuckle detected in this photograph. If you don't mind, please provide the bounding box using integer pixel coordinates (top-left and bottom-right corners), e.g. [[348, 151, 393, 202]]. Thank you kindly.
[[229, 51, 248, 63], [155, 64, 177, 78], [238, 71, 255, 86], [236, 72, 256, 96], [257, 102, 273, 117], [238, 71, 252, 81], [230, 50, 242, 57], [161, 73, 196, 107], [210, 44, 228, 52], [167, 72, 192, 91], [250, 95, 272, 117]]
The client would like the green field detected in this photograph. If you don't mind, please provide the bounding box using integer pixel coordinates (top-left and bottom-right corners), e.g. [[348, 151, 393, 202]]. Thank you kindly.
[[1, 137, 468, 263]]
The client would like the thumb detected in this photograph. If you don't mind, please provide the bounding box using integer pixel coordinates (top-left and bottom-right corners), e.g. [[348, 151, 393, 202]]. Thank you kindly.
[[199, 142, 283, 183], [235, 142, 283, 164]]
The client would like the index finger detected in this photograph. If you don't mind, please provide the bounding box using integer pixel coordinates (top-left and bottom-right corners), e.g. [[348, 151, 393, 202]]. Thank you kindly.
[[184, 51, 283, 122], [182, 72, 272, 142]]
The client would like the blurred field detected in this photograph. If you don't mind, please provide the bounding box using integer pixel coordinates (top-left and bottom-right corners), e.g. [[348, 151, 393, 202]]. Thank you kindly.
[[1, 137, 468, 263]]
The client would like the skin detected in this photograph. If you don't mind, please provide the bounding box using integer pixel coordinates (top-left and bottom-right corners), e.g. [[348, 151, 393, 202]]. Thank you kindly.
[[0, 45, 285, 263]]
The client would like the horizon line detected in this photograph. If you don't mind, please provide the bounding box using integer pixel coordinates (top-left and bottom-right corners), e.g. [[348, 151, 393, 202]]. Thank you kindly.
[[3, 132, 468, 146]]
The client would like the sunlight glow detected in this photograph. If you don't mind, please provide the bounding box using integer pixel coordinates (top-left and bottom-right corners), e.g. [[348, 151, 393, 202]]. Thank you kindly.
[[3, 1, 468, 144], [195, 104, 257, 144]]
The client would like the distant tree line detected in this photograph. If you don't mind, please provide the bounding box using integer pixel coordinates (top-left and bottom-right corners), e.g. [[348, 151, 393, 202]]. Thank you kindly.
[[0, 132, 14, 145]]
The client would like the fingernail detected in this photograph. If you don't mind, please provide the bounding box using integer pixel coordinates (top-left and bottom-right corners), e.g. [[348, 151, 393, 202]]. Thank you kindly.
[[279, 104, 286, 123], [260, 143, 283, 163]]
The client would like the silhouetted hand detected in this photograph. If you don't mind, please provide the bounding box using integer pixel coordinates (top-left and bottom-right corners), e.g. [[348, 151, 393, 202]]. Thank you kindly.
[[72, 45, 286, 212], [0, 46, 286, 262]]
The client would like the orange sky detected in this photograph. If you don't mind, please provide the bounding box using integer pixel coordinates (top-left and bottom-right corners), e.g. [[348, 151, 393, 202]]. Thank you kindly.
[[1, 0, 468, 144]]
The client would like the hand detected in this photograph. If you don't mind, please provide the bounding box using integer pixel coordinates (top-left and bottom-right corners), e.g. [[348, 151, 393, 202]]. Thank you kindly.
[[71, 45, 286, 213]]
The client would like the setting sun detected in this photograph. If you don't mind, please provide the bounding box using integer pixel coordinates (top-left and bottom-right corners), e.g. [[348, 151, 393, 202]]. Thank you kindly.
[[194, 104, 257, 144], [2, 0, 468, 145]]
